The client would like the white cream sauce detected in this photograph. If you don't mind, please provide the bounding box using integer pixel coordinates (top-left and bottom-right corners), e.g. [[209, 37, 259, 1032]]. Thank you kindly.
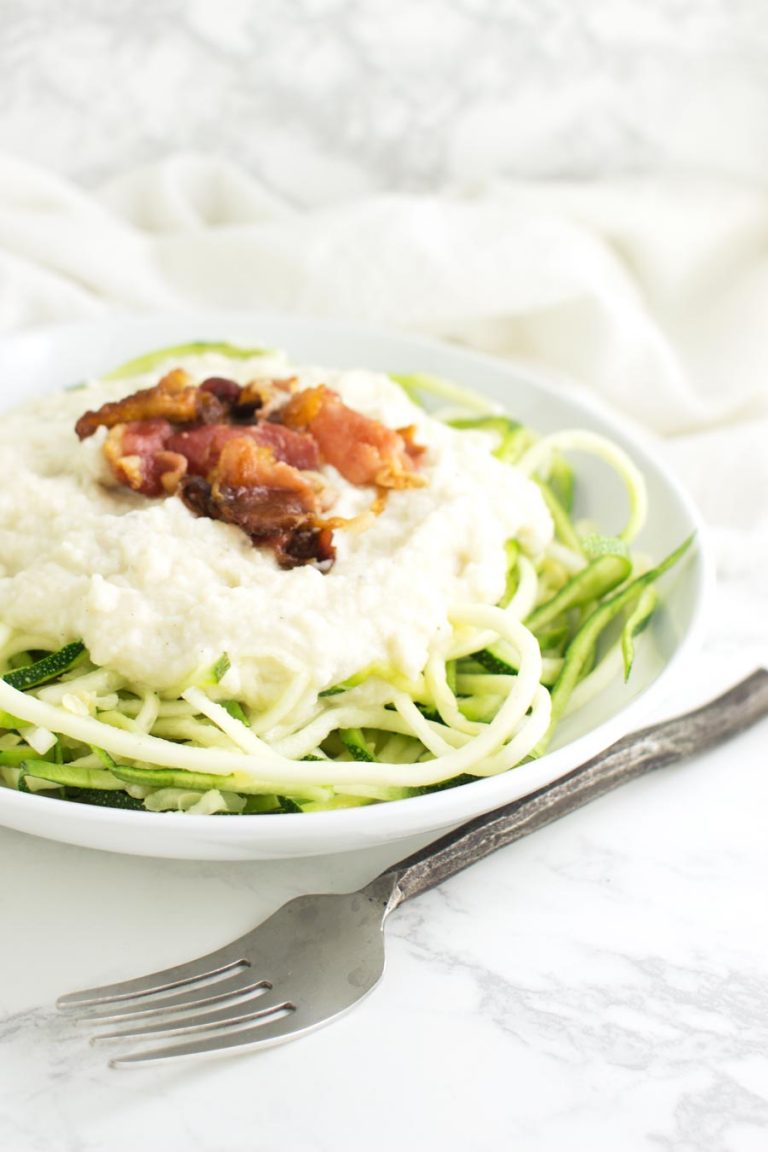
[[0, 352, 552, 709]]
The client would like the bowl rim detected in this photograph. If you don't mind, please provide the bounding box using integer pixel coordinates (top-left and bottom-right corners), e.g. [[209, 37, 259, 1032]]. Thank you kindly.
[[0, 310, 714, 843]]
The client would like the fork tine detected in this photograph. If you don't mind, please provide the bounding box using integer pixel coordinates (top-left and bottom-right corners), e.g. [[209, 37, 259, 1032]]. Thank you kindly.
[[57, 943, 249, 1010], [110, 1009, 310, 1067], [94, 989, 291, 1044], [76, 970, 271, 1025]]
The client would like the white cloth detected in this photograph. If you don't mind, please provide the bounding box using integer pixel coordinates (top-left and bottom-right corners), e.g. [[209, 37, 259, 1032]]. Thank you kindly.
[[0, 152, 765, 695]]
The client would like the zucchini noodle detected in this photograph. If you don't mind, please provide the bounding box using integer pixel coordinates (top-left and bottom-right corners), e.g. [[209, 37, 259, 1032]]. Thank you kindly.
[[0, 348, 693, 816], [0, 607, 543, 789], [517, 430, 648, 543]]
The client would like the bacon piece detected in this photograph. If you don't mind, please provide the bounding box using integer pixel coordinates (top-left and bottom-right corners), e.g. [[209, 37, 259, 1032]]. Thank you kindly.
[[280, 386, 426, 489], [270, 526, 335, 571], [166, 426, 238, 476], [166, 422, 320, 477], [180, 436, 324, 539], [277, 385, 325, 428], [103, 420, 188, 496], [211, 437, 320, 531], [177, 475, 217, 520], [254, 423, 321, 470], [199, 377, 243, 406], [181, 472, 335, 570], [75, 369, 228, 439]]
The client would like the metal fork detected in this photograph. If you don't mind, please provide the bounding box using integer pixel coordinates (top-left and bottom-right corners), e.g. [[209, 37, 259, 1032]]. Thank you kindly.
[[58, 670, 768, 1067]]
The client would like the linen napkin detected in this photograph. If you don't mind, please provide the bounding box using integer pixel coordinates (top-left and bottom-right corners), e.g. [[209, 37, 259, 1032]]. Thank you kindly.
[[0, 152, 765, 702]]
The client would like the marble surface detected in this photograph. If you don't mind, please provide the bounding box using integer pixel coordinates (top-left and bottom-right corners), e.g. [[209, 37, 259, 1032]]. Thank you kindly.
[[0, 1, 767, 203], [1, 637, 767, 1151]]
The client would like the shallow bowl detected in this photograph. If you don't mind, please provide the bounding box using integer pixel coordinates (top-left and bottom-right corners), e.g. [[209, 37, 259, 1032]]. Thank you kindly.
[[0, 313, 711, 859]]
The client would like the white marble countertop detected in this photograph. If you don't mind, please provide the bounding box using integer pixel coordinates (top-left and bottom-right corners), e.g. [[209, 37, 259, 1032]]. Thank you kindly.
[[2, 642, 767, 1152], [1, 1, 767, 200]]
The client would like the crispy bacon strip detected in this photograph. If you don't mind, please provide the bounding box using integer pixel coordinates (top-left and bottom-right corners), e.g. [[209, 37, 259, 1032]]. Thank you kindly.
[[77, 372, 301, 440], [75, 370, 228, 439], [279, 385, 426, 489], [210, 437, 321, 531], [183, 477, 335, 570], [166, 422, 320, 476], [103, 420, 188, 497], [179, 437, 335, 569]]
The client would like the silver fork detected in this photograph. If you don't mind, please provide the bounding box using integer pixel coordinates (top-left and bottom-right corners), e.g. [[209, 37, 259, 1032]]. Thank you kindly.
[[58, 670, 768, 1067]]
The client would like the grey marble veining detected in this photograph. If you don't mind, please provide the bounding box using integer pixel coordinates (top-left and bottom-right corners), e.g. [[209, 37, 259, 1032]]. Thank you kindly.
[[0, 1, 766, 205]]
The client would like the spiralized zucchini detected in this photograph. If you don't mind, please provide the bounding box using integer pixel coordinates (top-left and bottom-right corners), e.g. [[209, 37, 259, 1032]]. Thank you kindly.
[[0, 350, 692, 815]]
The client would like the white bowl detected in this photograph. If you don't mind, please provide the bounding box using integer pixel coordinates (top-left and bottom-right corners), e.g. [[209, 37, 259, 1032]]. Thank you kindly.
[[0, 313, 711, 859]]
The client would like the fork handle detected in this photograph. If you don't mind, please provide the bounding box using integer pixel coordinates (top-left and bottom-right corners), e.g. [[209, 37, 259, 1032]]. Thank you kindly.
[[379, 669, 768, 912]]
